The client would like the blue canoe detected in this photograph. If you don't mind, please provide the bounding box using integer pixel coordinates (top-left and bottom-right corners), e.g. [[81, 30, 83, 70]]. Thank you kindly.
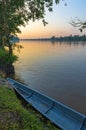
[[7, 78, 86, 130]]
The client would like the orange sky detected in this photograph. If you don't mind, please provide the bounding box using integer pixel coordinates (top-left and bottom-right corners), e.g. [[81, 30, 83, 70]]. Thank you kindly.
[[18, 0, 86, 39]]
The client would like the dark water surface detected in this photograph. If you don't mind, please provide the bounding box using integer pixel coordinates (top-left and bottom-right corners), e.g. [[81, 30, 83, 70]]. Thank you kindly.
[[14, 41, 86, 115]]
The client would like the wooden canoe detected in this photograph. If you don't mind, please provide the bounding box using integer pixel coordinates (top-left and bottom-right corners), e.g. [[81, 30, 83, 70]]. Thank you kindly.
[[7, 78, 86, 130]]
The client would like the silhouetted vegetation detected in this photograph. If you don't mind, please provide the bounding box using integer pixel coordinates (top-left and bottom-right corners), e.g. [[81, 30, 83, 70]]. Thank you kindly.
[[21, 35, 86, 42], [55, 35, 86, 41], [71, 18, 86, 32]]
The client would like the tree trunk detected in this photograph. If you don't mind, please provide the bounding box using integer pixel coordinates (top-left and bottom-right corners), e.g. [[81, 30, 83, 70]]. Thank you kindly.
[[0, 64, 15, 75], [5, 64, 15, 75]]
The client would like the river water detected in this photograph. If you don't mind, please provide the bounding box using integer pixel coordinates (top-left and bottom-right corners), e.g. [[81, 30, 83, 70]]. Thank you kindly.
[[14, 41, 86, 115]]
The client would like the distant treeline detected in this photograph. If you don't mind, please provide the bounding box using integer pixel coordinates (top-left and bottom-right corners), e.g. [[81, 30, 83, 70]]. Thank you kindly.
[[21, 35, 86, 42], [51, 35, 86, 42]]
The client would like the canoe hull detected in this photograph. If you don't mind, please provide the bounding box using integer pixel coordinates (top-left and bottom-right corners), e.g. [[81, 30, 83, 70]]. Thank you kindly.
[[7, 78, 86, 130]]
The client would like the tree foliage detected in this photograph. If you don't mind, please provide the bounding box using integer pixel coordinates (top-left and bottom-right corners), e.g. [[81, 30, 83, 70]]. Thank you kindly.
[[0, 0, 60, 41], [0, 48, 18, 66], [0, 0, 60, 72], [71, 18, 86, 32]]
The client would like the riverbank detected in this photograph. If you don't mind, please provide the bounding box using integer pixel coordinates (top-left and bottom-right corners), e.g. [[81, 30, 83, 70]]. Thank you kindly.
[[0, 75, 12, 88], [0, 76, 59, 130]]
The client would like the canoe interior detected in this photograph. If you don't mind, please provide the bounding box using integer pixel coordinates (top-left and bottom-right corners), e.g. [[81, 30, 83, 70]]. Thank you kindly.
[[7, 78, 86, 130]]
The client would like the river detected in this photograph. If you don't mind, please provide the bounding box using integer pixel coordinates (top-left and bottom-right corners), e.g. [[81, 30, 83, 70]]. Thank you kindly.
[[14, 41, 86, 115]]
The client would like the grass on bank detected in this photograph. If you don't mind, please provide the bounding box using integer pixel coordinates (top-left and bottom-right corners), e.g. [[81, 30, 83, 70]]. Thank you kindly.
[[0, 86, 60, 130]]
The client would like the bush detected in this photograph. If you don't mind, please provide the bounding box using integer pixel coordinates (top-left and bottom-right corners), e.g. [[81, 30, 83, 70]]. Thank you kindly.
[[0, 48, 18, 66]]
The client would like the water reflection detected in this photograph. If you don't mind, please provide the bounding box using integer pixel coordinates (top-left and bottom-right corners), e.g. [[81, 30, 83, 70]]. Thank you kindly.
[[14, 41, 86, 115]]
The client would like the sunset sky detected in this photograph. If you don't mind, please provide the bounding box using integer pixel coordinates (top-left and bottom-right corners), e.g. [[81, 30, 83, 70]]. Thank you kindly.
[[18, 0, 86, 39]]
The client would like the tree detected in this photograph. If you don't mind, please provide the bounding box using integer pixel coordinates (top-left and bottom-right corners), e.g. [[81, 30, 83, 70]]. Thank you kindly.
[[0, 0, 60, 74], [71, 18, 86, 32]]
